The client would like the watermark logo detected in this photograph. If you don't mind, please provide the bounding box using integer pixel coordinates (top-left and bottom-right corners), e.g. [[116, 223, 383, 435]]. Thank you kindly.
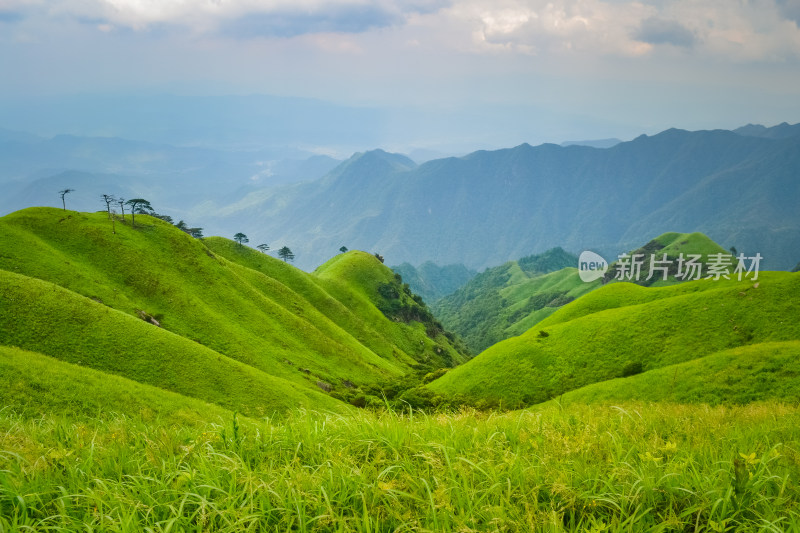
[[578, 250, 608, 282], [578, 251, 763, 283]]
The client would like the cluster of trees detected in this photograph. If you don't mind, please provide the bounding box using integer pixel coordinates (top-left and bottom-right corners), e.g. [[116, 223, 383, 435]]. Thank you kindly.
[[376, 273, 446, 340], [233, 232, 295, 262], [60, 189, 357, 265], [229, 235, 354, 264], [98, 192, 204, 237]]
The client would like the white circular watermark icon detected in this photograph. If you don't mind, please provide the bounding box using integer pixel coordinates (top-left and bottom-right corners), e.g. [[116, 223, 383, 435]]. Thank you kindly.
[[578, 250, 608, 282]]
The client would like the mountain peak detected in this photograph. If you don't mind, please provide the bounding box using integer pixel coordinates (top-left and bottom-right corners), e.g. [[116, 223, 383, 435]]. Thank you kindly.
[[560, 138, 622, 149], [329, 149, 416, 177], [321, 148, 417, 186], [734, 122, 800, 139], [352, 149, 416, 168]]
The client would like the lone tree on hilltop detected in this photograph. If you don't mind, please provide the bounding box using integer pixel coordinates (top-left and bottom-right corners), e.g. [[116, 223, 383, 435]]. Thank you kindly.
[[125, 198, 152, 228], [101, 194, 116, 218], [117, 197, 126, 220], [278, 246, 294, 263], [339, 246, 348, 253], [58, 189, 74, 211], [257, 243, 270, 253], [234, 233, 249, 246]]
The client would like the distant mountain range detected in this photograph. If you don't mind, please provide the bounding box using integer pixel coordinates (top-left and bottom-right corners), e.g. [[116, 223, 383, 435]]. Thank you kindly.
[[560, 138, 621, 148], [1, 122, 798, 272], [0, 131, 341, 224], [206, 123, 800, 271]]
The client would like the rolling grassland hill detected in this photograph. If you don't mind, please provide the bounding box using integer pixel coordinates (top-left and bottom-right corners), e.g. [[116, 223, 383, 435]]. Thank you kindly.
[[551, 341, 800, 405], [1, 209, 800, 532], [428, 270, 800, 408], [0, 345, 233, 425], [432, 247, 584, 352], [433, 232, 732, 353], [0, 207, 467, 417]]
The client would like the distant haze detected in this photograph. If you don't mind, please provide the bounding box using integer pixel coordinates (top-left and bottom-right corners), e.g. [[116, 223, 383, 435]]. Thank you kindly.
[[1, 1, 800, 152]]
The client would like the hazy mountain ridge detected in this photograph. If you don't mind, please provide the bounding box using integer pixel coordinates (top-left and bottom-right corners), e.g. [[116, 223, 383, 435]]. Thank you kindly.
[[0, 132, 341, 219], [560, 138, 622, 148], [733, 122, 800, 139], [210, 126, 800, 271], [0, 94, 387, 150], [391, 261, 477, 304], [2, 122, 799, 273]]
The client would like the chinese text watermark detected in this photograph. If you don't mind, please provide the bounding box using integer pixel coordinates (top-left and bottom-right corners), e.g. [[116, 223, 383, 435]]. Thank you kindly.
[[579, 252, 762, 283]]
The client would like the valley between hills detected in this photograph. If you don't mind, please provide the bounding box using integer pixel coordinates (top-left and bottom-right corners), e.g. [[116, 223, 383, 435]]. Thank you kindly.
[[1, 202, 799, 531]]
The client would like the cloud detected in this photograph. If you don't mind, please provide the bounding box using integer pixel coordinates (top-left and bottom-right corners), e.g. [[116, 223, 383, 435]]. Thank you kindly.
[[430, 0, 800, 61], [633, 16, 696, 47], [220, 5, 401, 38], [2, 0, 799, 64], [776, 0, 800, 25], [11, 0, 451, 36], [452, 0, 656, 56]]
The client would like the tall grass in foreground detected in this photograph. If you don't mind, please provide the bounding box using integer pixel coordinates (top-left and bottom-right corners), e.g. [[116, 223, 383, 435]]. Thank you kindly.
[[1, 402, 799, 532]]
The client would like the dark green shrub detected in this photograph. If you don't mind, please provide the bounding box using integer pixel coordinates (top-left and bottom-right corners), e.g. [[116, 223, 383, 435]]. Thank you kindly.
[[622, 361, 643, 377], [422, 368, 448, 384], [378, 283, 400, 300]]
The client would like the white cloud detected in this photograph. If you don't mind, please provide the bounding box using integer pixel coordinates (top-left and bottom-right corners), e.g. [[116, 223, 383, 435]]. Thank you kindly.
[[2, 0, 798, 62], [10, 0, 448, 35], [414, 0, 800, 61]]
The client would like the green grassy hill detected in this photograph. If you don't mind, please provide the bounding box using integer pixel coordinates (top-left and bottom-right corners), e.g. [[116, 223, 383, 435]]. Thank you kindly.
[[428, 271, 800, 407], [0, 207, 467, 416], [433, 233, 734, 353], [0, 269, 342, 416], [432, 247, 587, 352], [601, 231, 731, 285], [551, 341, 800, 405], [0, 346, 234, 425]]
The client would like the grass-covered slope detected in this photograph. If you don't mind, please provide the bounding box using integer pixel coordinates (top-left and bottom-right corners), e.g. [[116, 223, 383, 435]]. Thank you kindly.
[[433, 233, 734, 353], [429, 271, 800, 407], [601, 231, 731, 285], [4, 401, 800, 531], [552, 341, 800, 405], [209, 243, 468, 370], [0, 346, 234, 425], [0, 207, 466, 415], [0, 270, 343, 416], [432, 248, 588, 352]]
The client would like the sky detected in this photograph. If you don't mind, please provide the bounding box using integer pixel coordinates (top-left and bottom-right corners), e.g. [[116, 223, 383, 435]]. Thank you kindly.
[[1, 0, 800, 150]]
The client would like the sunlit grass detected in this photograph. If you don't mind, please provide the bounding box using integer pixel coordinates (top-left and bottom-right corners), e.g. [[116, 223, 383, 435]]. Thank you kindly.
[[2, 402, 798, 531], [430, 271, 800, 407], [0, 207, 467, 417]]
